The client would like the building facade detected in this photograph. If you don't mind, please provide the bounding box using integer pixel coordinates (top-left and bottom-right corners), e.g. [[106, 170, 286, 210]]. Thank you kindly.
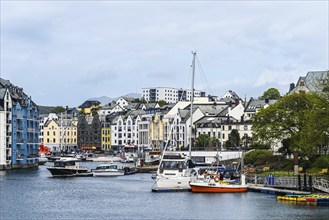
[[142, 87, 205, 103], [77, 115, 101, 150], [0, 87, 12, 169], [0, 78, 40, 169]]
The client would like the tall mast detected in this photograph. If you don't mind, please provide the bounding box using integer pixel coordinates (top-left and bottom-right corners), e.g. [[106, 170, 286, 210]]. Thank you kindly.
[[189, 51, 196, 159]]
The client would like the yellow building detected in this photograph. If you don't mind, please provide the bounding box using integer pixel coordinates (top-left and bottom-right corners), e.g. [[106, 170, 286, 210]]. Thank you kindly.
[[101, 126, 111, 151], [43, 119, 60, 152], [61, 121, 78, 151], [43, 119, 78, 152], [78, 100, 101, 116]]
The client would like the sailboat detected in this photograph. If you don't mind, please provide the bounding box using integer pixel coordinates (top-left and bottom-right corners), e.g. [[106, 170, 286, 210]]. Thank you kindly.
[[151, 52, 198, 192]]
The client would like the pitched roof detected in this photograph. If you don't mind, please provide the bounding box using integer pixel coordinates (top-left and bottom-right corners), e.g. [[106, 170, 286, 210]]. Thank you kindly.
[[195, 115, 237, 127], [79, 100, 100, 109], [291, 71, 328, 93], [245, 99, 277, 112], [0, 88, 6, 99]]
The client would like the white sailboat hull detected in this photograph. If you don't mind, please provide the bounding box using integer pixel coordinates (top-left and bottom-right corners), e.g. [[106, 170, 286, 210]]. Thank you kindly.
[[152, 175, 191, 192]]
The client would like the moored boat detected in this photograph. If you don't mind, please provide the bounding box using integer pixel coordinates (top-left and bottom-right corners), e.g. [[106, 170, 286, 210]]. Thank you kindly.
[[37, 156, 48, 165], [123, 166, 137, 175], [151, 152, 194, 192], [47, 158, 91, 177], [189, 173, 248, 193], [92, 163, 125, 177]]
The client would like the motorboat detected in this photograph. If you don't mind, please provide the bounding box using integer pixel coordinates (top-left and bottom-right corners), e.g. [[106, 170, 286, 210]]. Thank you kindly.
[[37, 156, 48, 165], [76, 154, 86, 161], [123, 166, 137, 175], [92, 163, 125, 177], [47, 158, 91, 177], [189, 172, 248, 193]]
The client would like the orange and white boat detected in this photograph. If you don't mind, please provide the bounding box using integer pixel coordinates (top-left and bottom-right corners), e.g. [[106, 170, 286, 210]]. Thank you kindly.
[[189, 173, 248, 193]]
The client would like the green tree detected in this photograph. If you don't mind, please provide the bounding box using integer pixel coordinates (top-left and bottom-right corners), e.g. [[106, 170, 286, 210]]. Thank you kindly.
[[259, 88, 281, 100], [253, 92, 328, 164], [157, 100, 167, 107], [194, 134, 210, 151], [278, 138, 293, 157], [244, 149, 273, 166], [224, 129, 240, 150], [51, 106, 66, 114], [208, 137, 220, 151]]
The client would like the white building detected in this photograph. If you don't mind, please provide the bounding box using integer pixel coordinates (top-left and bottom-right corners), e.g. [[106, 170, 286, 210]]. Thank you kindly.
[[142, 87, 205, 103], [110, 110, 143, 147], [0, 88, 12, 169], [39, 113, 58, 145]]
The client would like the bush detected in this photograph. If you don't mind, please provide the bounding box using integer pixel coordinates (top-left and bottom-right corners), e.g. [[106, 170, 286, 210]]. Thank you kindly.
[[312, 156, 329, 169], [244, 150, 273, 165]]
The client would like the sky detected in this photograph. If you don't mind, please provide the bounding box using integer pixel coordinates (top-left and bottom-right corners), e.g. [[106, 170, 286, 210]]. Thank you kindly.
[[1, 0, 328, 107]]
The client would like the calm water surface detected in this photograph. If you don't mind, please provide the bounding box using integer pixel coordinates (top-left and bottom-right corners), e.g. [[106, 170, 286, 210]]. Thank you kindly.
[[1, 162, 329, 220]]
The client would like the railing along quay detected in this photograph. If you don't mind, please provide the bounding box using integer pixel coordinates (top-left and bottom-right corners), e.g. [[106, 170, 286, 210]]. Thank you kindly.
[[246, 174, 329, 194]]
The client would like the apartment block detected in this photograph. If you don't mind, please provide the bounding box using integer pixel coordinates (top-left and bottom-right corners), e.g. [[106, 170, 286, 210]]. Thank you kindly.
[[142, 87, 205, 103]]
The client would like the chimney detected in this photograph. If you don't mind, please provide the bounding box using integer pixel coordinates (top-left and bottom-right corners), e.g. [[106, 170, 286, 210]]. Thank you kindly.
[[265, 99, 269, 104], [289, 83, 295, 92]]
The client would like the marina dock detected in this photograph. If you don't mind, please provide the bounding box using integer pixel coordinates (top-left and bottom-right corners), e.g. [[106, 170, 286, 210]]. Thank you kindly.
[[248, 184, 311, 195]]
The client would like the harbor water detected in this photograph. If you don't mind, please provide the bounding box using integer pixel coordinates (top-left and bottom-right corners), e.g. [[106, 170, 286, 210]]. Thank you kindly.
[[1, 162, 329, 220]]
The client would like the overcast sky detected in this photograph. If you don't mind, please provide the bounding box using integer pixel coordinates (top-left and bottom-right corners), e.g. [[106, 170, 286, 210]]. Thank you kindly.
[[1, 1, 328, 107]]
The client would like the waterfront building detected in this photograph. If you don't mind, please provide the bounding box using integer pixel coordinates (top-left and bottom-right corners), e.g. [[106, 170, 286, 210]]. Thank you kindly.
[[0, 78, 39, 169], [142, 87, 205, 103], [110, 110, 143, 147], [149, 112, 165, 151], [138, 114, 152, 149], [77, 115, 101, 150], [101, 117, 111, 151], [43, 119, 60, 152], [39, 113, 58, 148], [42, 109, 78, 153], [0, 87, 12, 169]]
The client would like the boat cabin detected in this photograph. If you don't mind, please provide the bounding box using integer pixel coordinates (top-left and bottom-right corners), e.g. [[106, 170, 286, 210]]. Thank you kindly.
[[96, 164, 119, 170], [54, 160, 77, 167]]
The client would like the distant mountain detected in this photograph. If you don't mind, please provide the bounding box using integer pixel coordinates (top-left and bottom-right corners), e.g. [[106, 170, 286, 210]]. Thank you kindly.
[[88, 93, 141, 106], [87, 96, 115, 105]]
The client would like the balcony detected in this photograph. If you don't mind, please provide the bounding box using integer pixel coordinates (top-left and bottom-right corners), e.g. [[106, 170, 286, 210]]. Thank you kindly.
[[16, 154, 25, 160]]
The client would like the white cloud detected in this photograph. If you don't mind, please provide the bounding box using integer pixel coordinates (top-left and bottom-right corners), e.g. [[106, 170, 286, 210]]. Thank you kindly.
[[1, 1, 328, 106]]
